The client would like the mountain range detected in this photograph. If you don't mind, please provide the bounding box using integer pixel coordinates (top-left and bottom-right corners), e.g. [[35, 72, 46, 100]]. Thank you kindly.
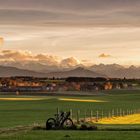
[[0, 66, 45, 77], [0, 64, 140, 78], [90, 64, 140, 78], [0, 66, 105, 78], [46, 67, 106, 78]]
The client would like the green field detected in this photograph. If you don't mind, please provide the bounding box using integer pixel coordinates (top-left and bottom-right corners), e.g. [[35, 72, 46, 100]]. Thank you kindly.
[[0, 90, 140, 139], [1, 131, 140, 140]]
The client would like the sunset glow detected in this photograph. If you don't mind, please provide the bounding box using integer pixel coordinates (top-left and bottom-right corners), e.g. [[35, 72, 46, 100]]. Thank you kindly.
[[0, 37, 4, 46], [0, 1, 140, 138], [0, 0, 140, 66]]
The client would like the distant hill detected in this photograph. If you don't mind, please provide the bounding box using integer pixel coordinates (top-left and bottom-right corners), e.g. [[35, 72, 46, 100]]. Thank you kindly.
[[90, 64, 140, 78], [46, 67, 106, 78], [0, 66, 46, 77], [0, 64, 140, 78], [90, 64, 124, 77], [0, 66, 106, 78]]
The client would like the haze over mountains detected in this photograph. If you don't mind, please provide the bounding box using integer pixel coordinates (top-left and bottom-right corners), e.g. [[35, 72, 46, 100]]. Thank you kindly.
[[90, 64, 140, 78], [1, 1, 140, 77], [0, 65, 105, 78], [0, 49, 139, 78], [0, 63, 140, 78], [0, 65, 45, 77], [46, 67, 106, 78]]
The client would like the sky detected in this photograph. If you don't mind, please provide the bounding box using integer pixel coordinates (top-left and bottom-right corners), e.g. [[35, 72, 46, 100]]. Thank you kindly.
[[0, 0, 140, 66]]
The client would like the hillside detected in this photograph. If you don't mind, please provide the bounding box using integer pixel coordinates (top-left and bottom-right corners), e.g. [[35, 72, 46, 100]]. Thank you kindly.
[[0, 66, 46, 77], [46, 67, 106, 78], [90, 64, 140, 78]]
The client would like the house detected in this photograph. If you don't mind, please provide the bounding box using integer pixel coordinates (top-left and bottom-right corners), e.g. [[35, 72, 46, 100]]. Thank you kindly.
[[104, 82, 113, 90]]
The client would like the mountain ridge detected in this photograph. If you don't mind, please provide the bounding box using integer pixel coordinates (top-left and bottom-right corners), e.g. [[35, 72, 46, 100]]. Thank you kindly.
[[0, 64, 140, 78], [46, 67, 106, 78], [0, 65, 105, 78]]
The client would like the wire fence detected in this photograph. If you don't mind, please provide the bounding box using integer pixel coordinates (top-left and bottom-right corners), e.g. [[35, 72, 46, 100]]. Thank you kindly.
[[56, 108, 140, 124]]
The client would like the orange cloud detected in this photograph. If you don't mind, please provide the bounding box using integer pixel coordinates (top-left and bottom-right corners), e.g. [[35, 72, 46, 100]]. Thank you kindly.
[[35, 54, 61, 65], [99, 53, 112, 58], [61, 57, 80, 68], [0, 37, 4, 46], [0, 50, 84, 67]]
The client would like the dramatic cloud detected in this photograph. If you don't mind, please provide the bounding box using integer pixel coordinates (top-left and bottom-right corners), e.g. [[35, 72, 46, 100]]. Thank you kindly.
[[99, 53, 112, 58], [0, 50, 33, 61], [0, 50, 59, 64], [60, 57, 80, 68], [35, 54, 61, 65], [0, 50, 87, 67], [0, 1, 140, 66]]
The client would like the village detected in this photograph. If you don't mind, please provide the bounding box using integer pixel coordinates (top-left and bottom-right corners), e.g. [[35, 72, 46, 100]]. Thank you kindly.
[[0, 76, 137, 93]]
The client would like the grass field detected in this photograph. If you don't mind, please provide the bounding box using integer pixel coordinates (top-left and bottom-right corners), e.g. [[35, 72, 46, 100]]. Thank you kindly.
[[0, 90, 140, 139], [1, 131, 140, 140]]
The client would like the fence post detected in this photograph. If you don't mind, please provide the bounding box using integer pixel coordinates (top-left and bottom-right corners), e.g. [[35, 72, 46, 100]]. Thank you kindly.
[[84, 110, 86, 122], [90, 110, 93, 122], [108, 111, 111, 118], [70, 109, 73, 120], [129, 110, 131, 115], [101, 110, 104, 119], [122, 110, 125, 116], [116, 108, 119, 117], [57, 107, 59, 115], [129, 109, 131, 115], [131, 110, 132, 115], [77, 110, 80, 124], [96, 110, 99, 122], [112, 109, 114, 117], [120, 108, 122, 117], [127, 109, 129, 116]]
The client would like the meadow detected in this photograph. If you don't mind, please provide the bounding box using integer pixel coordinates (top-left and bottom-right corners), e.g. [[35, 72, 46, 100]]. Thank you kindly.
[[0, 90, 140, 139]]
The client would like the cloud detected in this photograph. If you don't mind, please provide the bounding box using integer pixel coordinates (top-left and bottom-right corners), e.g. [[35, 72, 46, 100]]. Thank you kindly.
[[0, 50, 60, 65], [0, 50, 33, 61], [35, 54, 61, 65], [99, 53, 112, 58], [0, 37, 4, 46], [0, 50, 90, 67], [0, 0, 140, 26], [60, 57, 80, 68], [0, 0, 139, 12]]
